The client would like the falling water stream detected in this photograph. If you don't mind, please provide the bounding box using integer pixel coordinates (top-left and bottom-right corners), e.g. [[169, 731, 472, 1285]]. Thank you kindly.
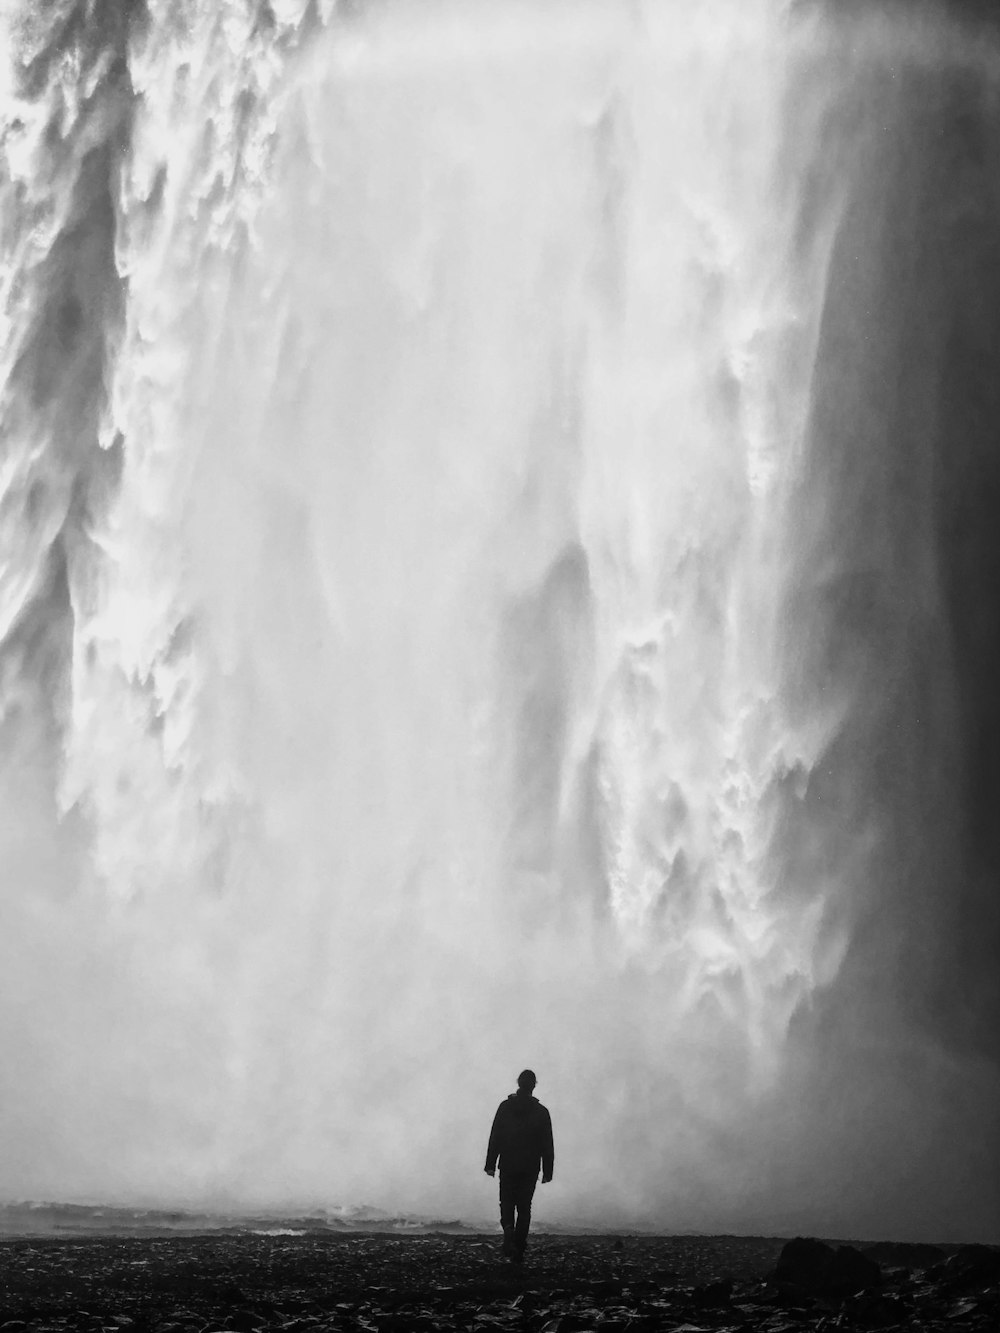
[[1, 1, 998, 1239]]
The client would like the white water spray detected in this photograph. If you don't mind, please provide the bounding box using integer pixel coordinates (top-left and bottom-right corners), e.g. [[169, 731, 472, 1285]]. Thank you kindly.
[[2, 1, 998, 1238]]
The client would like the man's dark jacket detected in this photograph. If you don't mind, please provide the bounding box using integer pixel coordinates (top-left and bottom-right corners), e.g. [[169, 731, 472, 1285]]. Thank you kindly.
[[485, 1091, 554, 1179]]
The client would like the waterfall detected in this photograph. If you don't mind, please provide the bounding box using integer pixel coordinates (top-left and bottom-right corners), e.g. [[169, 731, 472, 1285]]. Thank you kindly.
[[1, 0, 998, 1240]]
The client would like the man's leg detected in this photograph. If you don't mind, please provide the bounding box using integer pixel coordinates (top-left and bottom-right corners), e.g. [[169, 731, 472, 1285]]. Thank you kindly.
[[512, 1173, 538, 1258], [498, 1172, 516, 1256]]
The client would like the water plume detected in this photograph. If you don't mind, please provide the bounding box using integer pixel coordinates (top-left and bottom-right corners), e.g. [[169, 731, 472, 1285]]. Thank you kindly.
[[1, 0, 997, 1240]]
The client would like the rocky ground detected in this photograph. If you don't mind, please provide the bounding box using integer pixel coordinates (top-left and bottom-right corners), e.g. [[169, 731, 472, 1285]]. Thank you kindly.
[[0, 1231, 997, 1332]]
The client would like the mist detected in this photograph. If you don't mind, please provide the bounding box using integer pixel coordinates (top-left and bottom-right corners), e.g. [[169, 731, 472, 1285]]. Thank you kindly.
[[1, 0, 998, 1242]]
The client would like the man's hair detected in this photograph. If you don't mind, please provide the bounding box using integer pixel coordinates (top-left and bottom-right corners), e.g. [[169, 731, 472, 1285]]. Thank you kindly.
[[517, 1069, 537, 1091]]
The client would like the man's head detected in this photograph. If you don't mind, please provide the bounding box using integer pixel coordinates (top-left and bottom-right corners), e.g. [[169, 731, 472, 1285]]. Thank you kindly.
[[517, 1069, 537, 1093]]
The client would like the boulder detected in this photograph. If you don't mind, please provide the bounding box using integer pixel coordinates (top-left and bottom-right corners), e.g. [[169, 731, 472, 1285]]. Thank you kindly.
[[861, 1241, 946, 1270], [930, 1244, 1000, 1291], [771, 1237, 881, 1296]]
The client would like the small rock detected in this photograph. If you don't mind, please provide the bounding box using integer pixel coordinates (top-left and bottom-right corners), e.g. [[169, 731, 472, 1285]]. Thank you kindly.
[[225, 1313, 261, 1333], [692, 1279, 733, 1307]]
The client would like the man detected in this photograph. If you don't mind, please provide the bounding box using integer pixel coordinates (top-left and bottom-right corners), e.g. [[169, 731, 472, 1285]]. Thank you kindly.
[[484, 1069, 554, 1262]]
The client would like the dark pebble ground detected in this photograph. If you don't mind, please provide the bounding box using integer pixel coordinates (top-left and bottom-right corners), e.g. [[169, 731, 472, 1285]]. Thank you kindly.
[[0, 1232, 997, 1332]]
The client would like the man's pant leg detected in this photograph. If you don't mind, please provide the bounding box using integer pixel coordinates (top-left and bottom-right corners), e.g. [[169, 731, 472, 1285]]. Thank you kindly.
[[498, 1171, 517, 1251], [512, 1172, 538, 1254]]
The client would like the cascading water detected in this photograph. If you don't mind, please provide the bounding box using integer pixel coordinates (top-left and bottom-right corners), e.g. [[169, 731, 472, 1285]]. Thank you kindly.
[[1, 0, 998, 1240]]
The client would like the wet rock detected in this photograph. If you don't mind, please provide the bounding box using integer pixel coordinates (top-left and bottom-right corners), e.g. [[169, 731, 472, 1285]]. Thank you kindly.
[[841, 1289, 910, 1326], [929, 1244, 1000, 1291], [771, 1238, 881, 1296], [3, 1230, 990, 1333], [222, 1311, 261, 1332], [772, 1237, 837, 1288], [584, 1279, 623, 1301], [826, 1244, 882, 1295], [691, 1278, 733, 1307], [862, 1241, 947, 1270]]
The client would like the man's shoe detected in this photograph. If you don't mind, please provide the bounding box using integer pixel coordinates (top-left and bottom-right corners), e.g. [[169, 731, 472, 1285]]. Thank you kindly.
[[501, 1228, 515, 1257]]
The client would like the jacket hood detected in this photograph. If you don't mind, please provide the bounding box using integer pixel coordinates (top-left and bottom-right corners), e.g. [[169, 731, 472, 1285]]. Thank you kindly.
[[507, 1091, 538, 1115]]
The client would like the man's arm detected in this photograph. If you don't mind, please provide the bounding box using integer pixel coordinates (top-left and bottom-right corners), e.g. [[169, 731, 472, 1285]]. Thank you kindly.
[[541, 1107, 554, 1183], [484, 1103, 505, 1175]]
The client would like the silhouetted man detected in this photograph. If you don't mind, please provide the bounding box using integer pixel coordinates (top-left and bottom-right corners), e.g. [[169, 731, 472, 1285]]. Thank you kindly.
[[484, 1069, 554, 1262]]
